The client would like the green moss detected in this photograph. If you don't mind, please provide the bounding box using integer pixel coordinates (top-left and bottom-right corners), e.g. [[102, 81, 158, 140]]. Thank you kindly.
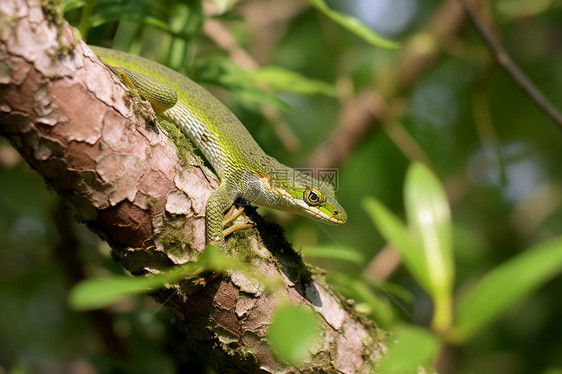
[[158, 118, 203, 168], [71, 27, 82, 43], [41, 0, 63, 25], [146, 197, 158, 208], [0, 14, 18, 40], [158, 224, 191, 259], [226, 225, 255, 258], [41, 0, 76, 55], [214, 330, 261, 372]]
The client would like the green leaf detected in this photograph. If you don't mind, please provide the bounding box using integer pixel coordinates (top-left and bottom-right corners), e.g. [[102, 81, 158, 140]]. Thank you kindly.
[[454, 237, 562, 342], [69, 246, 283, 311], [377, 327, 440, 374], [267, 304, 321, 366], [69, 274, 168, 311], [347, 278, 396, 327], [328, 271, 413, 328], [69, 246, 223, 310], [363, 197, 430, 292], [234, 89, 293, 112], [194, 58, 294, 112], [62, 0, 87, 12], [88, 3, 192, 40], [90, 9, 170, 32], [301, 244, 365, 263], [404, 163, 454, 331], [206, 0, 242, 14], [250, 67, 336, 97], [307, 0, 399, 49]]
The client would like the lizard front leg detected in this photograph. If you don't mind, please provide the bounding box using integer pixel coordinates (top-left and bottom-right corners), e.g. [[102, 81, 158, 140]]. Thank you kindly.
[[206, 183, 238, 245]]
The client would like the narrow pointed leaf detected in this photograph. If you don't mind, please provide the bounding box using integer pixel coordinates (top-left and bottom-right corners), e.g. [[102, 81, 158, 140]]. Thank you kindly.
[[363, 197, 430, 291], [308, 0, 399, 49], [377, 327, 440, 374], [62, 0, 86, 12], [250, 67, 336, 97], [267, 304, 321, 366], [454, 237, 562, 342], [404, 163, 454, 332], [194, 58, 294, 112], [301, 245, 365, 263], [69, 246, 225, 310]]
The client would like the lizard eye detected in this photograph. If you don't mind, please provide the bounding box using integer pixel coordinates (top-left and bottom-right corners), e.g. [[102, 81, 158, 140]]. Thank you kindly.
[[304, 188, 324, 206]]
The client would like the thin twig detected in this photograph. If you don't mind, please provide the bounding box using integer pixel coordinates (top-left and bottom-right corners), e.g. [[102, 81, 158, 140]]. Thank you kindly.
[[461, 0, 562, 131]]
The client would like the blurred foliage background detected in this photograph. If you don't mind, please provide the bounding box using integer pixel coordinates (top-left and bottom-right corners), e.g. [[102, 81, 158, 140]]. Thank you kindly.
[[1, 0, 562, 373]]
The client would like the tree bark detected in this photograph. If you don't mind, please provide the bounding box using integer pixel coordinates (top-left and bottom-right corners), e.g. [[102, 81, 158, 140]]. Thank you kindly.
[[0, 1, 384, 372]]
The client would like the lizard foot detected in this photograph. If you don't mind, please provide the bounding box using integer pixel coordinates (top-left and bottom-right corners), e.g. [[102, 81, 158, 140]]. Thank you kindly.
[[222, 205, 254, 239]]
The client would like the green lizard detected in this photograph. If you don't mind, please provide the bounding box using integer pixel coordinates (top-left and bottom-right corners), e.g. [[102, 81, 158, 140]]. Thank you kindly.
[[90, 46, 347, 244]]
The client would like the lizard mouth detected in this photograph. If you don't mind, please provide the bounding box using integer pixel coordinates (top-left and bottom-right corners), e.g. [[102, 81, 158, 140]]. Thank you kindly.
[[296, 200, 347, 225], [265, 183, 347, 225]]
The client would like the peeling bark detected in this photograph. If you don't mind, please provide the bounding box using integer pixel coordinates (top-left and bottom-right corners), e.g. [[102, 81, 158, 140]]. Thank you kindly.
[[0, 1, 385, 372]]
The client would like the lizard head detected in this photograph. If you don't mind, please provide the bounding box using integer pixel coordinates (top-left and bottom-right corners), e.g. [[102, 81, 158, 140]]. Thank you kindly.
[[254, 167, 347, 225]]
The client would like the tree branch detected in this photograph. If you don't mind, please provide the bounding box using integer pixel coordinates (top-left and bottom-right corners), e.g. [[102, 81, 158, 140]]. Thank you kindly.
[[0, 0, 383, 372], [461, 0, 562, 131]]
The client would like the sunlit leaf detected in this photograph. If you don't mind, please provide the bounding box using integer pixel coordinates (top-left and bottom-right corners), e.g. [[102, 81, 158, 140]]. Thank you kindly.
[[87, 3, 193, 39], [69, 274, 168, 311], [328, 272, 409, 328], [62, 0, 86, 12], [250, 67, 336, 97], [206, 0, 241, 14], [69, 246, 223, 310], [454, 237, 562, 342], [234, 89, 293, 112], [363, 197, 430, 291], [377, 327, 439, 374], [308, 0, 399, 49], [69, 245, 284, 311], [90, 9, 170, 32], [267, 304, 321, 366], [347, 278, 396, 327], [497, 0, 551, 18], [301, 245, 365, 263], [194, 58, 293, 111], [404, 163, 454, 331]]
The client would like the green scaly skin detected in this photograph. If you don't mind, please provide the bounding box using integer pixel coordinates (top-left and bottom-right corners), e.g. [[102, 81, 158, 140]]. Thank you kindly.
[[90, 46, 347, 244]]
